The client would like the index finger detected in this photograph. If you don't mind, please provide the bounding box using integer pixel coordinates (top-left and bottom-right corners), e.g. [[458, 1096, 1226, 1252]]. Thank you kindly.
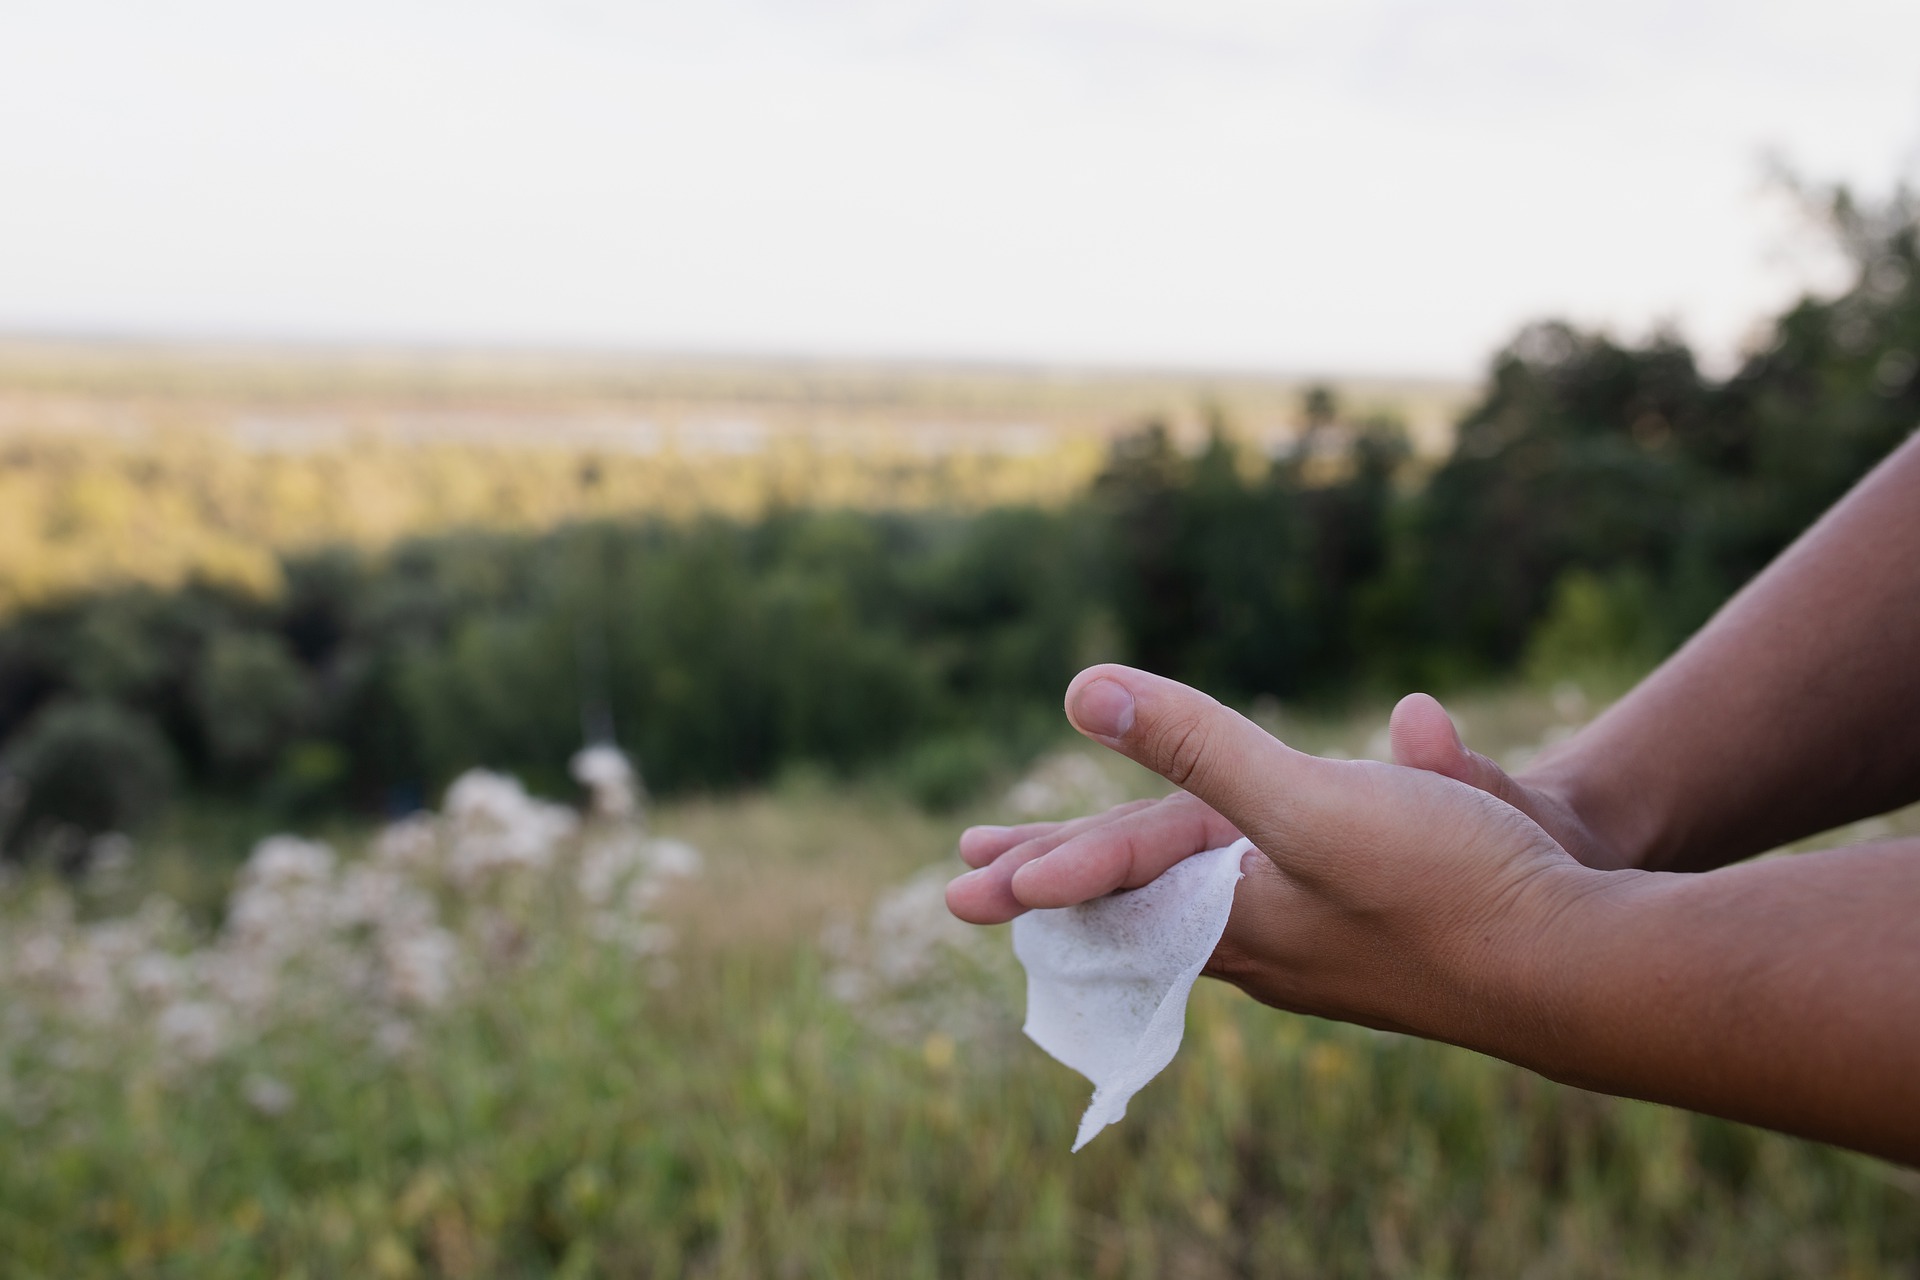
[[957, 799, 1159, 868]]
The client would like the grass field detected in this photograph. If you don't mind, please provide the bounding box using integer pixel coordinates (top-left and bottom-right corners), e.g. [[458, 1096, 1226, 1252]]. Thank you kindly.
[[4, 683, 1918, 1278]]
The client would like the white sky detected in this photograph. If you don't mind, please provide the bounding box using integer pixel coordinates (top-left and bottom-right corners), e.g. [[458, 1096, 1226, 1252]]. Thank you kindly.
[[2, 0, 1917, 378]]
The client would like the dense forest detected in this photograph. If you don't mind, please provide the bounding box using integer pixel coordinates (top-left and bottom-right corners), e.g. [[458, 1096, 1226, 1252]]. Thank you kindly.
[[1, 186, 1915, 854]]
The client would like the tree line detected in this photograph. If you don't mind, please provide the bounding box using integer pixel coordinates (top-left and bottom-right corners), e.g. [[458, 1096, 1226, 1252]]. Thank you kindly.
[[2, 186, 1915, 850]]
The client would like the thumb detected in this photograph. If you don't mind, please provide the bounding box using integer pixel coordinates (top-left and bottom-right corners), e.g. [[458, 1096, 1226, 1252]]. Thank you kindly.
[[1064, 664, 1338, 853], [1388, 692, 1529, 813]]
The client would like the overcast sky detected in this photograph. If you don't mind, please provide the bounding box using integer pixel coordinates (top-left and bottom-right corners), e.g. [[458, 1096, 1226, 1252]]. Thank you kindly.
[[3, 0, 1917, 377]]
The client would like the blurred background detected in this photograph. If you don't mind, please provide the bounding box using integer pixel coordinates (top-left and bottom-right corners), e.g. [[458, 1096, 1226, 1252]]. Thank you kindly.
[[3, 2, 1919, 1275]]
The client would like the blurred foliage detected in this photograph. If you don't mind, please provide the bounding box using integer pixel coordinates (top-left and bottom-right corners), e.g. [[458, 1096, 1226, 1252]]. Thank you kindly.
[[1, 699, 177, 848], [0, 185, 1916, 839], [1386, 181, 1919, 678], [890, 731, 1015, 814], [1522, 569, 1668, 690], [0, 421, 1113, 619]]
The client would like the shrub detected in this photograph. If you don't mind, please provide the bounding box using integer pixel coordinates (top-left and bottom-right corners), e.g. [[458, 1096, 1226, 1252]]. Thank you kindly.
[[1, 698, 177, 844], [892, 731, 1008, 813]]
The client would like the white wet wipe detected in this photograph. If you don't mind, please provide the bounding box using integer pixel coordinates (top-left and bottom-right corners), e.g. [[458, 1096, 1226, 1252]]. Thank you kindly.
[[1011, 838, 1252, 1151]]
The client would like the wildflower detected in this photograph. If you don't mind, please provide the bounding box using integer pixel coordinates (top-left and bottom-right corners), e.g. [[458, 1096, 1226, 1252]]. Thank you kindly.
[[382, 929, 460, 1009], [823, 865, 1011, 1043], [156, 1000, 229, 1064], [442, 770, 577, 885], [242, 835, 337, 889], [575, 828, 646, 906], [371, 814, 439, 872], [242, 1073, 295, 1117], [1, 760, 699, 1078], [570, 743, 644, 820], [644, 837, 702, 879], [128, 953, 185, 1003], [373, 1018, 416, 1058]]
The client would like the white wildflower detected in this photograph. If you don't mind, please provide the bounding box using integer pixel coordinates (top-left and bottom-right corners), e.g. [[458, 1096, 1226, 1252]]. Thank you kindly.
[[242, 1073, 295, 1117], [823, 865, 1012, 1043], [644, 838, 702, 880], [576, 828, 646, 907], [373, 1017, 416, 1059], [156, 1000, 230, 1064], [371, 814, 440, 873], [571, 744, 643, 820], [442, 769, 577, 885], [128, 952, 185, 1002], [382, 928, 460, 1009], [2, 760, 693, 1077], [242, 835, 337, 889], [867, 866, 981, 987], [826, 967, 871, 1005]]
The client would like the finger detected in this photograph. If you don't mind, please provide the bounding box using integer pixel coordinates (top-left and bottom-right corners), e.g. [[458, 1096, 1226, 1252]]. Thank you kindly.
[[1389, 693, 1533, 818], [1063, 665, 1344, 862], [958, 821, 1062, 868], [1390, 692, 1626, 869], [956, 799, 1158, 869], [947, 842, 1052, 923], [1008, 792, 1242, 909], [946, 800, 1162, 924]]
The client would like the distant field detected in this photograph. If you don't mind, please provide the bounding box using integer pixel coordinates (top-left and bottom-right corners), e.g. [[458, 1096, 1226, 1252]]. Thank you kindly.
[[0, 338, 1473, 454], [0, 340, 1471, 614]]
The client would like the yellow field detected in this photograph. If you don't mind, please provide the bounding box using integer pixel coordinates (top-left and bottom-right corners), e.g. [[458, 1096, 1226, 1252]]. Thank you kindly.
[[0, 340, 1470, 614]]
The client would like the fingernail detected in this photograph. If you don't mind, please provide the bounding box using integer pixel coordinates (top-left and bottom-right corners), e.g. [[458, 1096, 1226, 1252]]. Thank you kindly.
[[965, 825, 1009, 838], [1071, 678, 1135, 738]]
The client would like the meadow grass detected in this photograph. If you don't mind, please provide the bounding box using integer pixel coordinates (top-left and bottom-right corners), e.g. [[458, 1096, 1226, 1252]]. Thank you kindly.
[[3, 687, 1918, 1278]]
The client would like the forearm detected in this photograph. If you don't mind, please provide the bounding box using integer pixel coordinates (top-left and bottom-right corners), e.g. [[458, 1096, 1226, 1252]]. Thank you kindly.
[[1473, 841, 1920, 1164], [1523, 430, 1920, 871]]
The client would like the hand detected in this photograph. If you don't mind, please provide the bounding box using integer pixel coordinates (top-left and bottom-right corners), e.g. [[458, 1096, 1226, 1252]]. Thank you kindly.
[[948, 665, 1605, 1044], [947, 690, 1628, 933]]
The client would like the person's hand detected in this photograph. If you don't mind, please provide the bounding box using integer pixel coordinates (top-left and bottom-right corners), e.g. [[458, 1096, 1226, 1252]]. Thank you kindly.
[[947, 688, 1626, 928], [947, 665, 1610, 1043]]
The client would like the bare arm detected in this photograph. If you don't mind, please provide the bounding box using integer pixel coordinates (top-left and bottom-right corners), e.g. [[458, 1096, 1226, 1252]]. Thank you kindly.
[[1513, 841, 1920, 1161], [1523, 429, 1920, 871]]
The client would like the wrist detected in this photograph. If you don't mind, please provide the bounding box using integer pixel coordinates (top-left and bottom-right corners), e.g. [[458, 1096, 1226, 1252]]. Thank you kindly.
[[1436, 860, 1646, 1075], [1517, 751, 1667, 872]]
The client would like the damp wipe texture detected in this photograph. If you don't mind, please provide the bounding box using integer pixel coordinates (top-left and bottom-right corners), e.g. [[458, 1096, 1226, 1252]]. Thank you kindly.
[[1011, 838, 1251, 1151]]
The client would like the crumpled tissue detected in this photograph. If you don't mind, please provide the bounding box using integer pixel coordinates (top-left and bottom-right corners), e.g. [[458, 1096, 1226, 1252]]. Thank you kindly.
[[1011, 837, 1252, 1151]]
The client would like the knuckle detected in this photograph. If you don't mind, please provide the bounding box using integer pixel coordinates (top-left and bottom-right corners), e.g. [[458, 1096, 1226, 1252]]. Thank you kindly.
[[1158, 714, 1213, 789]]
